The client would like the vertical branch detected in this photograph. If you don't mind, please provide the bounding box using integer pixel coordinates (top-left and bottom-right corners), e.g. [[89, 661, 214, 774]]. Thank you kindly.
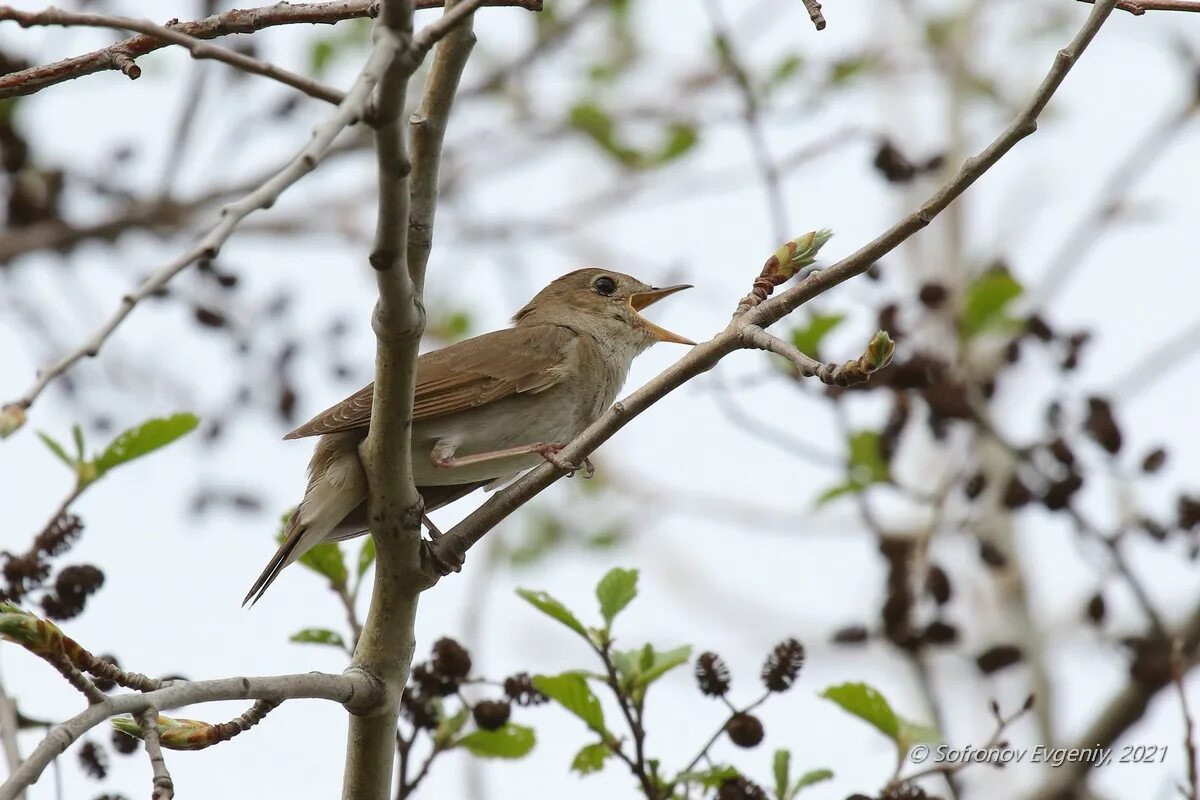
[[137, 711, 174, 800], [407, 0, 479, 294], [343, 0, 491, 796], [345, 2, 426, 799], [0, 674, 24, 800]]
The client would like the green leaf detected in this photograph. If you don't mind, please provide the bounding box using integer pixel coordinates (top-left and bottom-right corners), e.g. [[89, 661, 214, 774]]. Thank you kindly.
[[773, 749, 791, 800], [568, 102, 698, 170], [297, 542, 348, 589], [596, 567, 638, 628], [533, 673, 606, 735], [434, 707, 470, 749], [309, 38, 336, 77], [633, 644, 692, 688], [960, 269, 1024, 339], [571, 741, 611, 775], [790, 313, 845, 360], [828, 54, 876, 85], [516, 589, 589, 638], [816, 430, 889, 506], [71, 424, 85, 461], [847, 430, 890, 485], [357, 538, 375, 578], [897, 717, 940, 748], [37, 432, 75, 469], [820, 682, 900, 741], [278, 510, 349, 589], [676, 765, 739, 790], [765, 53, 804, 92], [289, 628, 345, 649], [791, 769, 834, 796], [657, 123, 698, 163], [814, 480, 866, 506], [93, 413, 199, 477], [456, 723, 535, 759]]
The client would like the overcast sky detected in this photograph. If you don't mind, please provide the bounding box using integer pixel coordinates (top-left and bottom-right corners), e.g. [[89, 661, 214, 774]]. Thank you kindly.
[[3, 1, 1200, 799]]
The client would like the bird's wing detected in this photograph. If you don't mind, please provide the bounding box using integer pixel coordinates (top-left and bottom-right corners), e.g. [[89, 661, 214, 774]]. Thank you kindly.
[[282, 326, 575, 440]]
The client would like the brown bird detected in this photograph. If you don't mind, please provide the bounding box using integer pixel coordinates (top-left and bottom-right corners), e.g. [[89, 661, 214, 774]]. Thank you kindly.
[[244, 269, 692, 605]]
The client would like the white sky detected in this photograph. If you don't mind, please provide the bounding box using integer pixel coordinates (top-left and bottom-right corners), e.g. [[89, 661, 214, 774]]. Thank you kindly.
[[3, 1, 1200, 799]]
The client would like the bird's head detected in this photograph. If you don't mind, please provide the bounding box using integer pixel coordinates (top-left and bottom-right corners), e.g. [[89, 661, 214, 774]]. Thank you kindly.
[[513, 268, 694, 349]]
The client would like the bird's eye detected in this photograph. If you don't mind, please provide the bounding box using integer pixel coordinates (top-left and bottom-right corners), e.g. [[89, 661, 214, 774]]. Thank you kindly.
[[593, 276, 617, 296]]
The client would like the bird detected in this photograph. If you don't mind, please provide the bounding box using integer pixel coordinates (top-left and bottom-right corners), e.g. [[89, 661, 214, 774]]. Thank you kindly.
[[243, 268, 693, 605]]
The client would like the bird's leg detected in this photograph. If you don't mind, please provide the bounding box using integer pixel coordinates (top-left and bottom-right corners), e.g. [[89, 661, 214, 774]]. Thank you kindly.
[[430, 439, 594, 477], [534, 443, 594, 478], [422, 513, 445, 540]]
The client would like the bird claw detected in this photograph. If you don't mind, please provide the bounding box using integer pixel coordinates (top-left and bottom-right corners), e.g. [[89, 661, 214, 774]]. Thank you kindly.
[[421, 537, 461, 577], [537, 443, 594, 478]]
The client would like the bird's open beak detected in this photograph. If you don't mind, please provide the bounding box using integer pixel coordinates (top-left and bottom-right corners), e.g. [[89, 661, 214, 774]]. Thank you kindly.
[[628, 284, 695, 346]]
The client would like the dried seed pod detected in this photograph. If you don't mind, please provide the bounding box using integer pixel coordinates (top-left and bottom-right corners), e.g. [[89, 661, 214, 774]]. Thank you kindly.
[[430, 637, 472, 681], [1002, 475, 1033, 509], [78, 739, 108, 780], [694, 652, 731, 697], [34, 514, 83, 557], [724, 713, 765, 748], [922, 620, 958, 646], [1084, 396, 1122, 454], [976, 644, 1023, 675], [717, 776, 768, 800], [873, 139, 918, 183], [472, 700, 511, 731], [832, 626, 870, 645], [503, 672, 548, 707], [399, 688, 439, 730], [925, 564, 952, 606], [918, 282, 948, 308], [111, 725, 140, 755], [410, 662, 457, 697], [761, 639, 805, 692], [1142, 448, 1167, 474]]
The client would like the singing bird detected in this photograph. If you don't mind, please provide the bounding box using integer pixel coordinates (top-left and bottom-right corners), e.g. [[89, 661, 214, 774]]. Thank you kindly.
[[244, 269, 693, 605]]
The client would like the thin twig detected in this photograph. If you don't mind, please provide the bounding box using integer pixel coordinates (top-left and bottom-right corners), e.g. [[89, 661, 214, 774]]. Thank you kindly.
[[0, 6, 346, 105], [702, 0, 788, 243], [427, 0, 1122, 575], [0, 0, 542, 100], [1176, 641, 1199, 800], [0, 674, 23, 800], [0, 672, 377, 800], [740, 324, 893, 386], [138, 710, 174, 800], [0, 19, 407, 437], [1078, 0, 1200, 13], [1032, 103, 1194, 305]]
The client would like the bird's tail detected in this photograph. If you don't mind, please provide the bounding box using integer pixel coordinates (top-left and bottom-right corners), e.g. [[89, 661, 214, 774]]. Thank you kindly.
[[244, 437, 366, 606]]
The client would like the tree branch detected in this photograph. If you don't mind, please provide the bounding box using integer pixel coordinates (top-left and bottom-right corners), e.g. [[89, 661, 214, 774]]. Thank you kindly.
[[425, 0, 1121, 576], [1078, 0, 1200, 13], [343, 0, 490, 797], [0, 6, 345, 105], [0, 23, 405, 439], [740, 325, 894, 387], [137, 710, 174, 800], [0, 0, 542, 100], [0, 672, 378, 800], [1028, 602, 1200, 799], [407, 0, 477, 294]]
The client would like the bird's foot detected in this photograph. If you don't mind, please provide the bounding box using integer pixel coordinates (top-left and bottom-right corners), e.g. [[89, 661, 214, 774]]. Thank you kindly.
[[536, 442, 594, 478], [422, 512, 444, 540], [421, 537, 462, 576]]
